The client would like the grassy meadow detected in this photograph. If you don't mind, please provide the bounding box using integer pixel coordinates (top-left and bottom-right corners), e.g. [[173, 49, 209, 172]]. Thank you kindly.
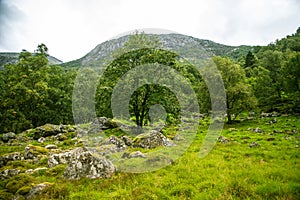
[[0, 115, 299, 199]]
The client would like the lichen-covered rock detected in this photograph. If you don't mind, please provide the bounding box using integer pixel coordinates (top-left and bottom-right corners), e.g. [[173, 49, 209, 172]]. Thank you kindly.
[[24, 145, 49, 160], [26, 182, 53, 199], [121, 135, 133, 146], [2, 132, 16, 142], [250, 141, 260, 148], [0, 152, 22, 167], [133, 130, 175, 149], [101, 135, 126, 148], [89, 117, 118, 133], [0, 169, 20, 180], [63, 151, 115, 180], [218, 136, 230, 143], [33, 124, 62, 139], [48, 147, 115, 180]]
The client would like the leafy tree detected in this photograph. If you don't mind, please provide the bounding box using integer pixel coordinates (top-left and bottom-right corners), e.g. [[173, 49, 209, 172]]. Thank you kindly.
[[259, 50, 284, 99], [213, 56, 256, 123], [282, 52, 300, 112], [96, 33, 202, 127], [0, 44, 75, 133]]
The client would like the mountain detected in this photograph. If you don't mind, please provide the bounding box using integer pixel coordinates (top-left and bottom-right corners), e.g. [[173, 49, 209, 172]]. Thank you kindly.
[[61, 33, 254, 68], [0, 52, 63, 69]]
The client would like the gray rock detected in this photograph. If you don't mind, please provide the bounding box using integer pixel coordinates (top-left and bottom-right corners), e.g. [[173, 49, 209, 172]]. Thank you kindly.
[[2, 132, 16, 142], [249, 142, 260, 148], [26, 182, 53, 199], [0, 169, 20, 180], [48, 147, 114, 180], [253, 127, 263, 133], [90, 117, 118, 133], [24, 145, 48, 160], [25, 167, 47, 174], [121, 135, 133, 146], [218, 136, 230, 143], [101, 135, 126, 148], [33, 124, 62, 139], [129, 151, 146, 158], [45, 144, 58, 150], [133, 130, 175, 149], [0, 152, 22, 167], [37, 137, 46, 143]]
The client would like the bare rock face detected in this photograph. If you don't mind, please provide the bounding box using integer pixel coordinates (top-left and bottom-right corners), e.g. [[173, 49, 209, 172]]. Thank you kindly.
[[48, 147, 115, 180], [133, 130, 175, 149]]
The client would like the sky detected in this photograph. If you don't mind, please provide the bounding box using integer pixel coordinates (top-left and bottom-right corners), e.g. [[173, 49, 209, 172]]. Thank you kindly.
[[0, 0, 299, 62]]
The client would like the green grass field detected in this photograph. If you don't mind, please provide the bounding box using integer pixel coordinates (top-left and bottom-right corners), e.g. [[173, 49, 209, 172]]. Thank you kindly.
[[1, 115, 299, 199]]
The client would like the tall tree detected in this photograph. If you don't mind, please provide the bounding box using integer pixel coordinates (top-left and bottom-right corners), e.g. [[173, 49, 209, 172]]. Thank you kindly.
[[213, 56, 256, 123]]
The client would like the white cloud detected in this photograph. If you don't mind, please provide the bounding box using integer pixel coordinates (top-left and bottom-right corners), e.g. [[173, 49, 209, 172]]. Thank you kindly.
[[0, 0, 299, 61]]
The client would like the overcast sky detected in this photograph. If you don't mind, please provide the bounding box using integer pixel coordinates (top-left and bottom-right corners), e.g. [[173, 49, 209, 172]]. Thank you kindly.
[[0, 0, 299, 62]]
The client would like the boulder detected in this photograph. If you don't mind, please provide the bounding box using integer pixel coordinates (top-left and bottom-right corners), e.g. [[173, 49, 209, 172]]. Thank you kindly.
[[90, 117, 118, 132], [249, 142, 260, 148], [218, 136, 230, 143], [24, 145, 49, 160], [0, 169, 20, 180], [253, 127, 263, 133], [48, 147, 114, 180], [133, 130, 175, 149], [101, 136, 126, 148], [37, 137, 46, 143], [121, 135, 133, 146], [26, 182, 53, 199], [0, 152, 22, 167], [2, 132, 16, 142], [45, 144, 58, 150], [33, 124, 62, 139]]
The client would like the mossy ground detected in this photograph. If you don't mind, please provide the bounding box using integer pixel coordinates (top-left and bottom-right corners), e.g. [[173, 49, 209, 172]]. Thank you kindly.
[[0, 115, 299, 199]]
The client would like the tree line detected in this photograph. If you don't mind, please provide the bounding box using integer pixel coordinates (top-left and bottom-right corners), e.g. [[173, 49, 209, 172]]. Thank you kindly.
[[0, 28, 299, 133]]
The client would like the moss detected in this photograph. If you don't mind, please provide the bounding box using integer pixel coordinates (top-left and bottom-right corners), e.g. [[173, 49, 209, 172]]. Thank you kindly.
[[27, 144, 49, 156], [17, 185, 32, 195], [57, 134, 68, 141], [5, 173, 36, 194], [46, 164, 66, 177], [0, 190, 14, 199]]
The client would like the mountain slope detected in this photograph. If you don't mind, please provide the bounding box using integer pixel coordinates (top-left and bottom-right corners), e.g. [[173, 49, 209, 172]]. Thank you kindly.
[[0, 52, 63, 69], [61, 33, 253, 68]]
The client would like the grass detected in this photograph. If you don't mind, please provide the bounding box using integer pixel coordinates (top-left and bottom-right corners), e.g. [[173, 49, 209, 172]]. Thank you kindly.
[[0, 115, 299, 199]]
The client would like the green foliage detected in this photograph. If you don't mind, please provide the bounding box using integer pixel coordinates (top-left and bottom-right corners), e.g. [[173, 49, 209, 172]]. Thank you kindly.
[[213, 56, 257, 123], [0, 44, 76, 133], [96, 33, 203, 126]]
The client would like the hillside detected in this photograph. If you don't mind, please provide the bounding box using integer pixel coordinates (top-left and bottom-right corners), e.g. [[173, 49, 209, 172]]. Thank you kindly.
[[0, 52, 63, 69], [61, 33, 253, 68]]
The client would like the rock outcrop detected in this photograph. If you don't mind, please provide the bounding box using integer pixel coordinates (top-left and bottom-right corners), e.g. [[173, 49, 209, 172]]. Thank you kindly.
[[48, 147, 115, 180], [133, 130, 175, 149]]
